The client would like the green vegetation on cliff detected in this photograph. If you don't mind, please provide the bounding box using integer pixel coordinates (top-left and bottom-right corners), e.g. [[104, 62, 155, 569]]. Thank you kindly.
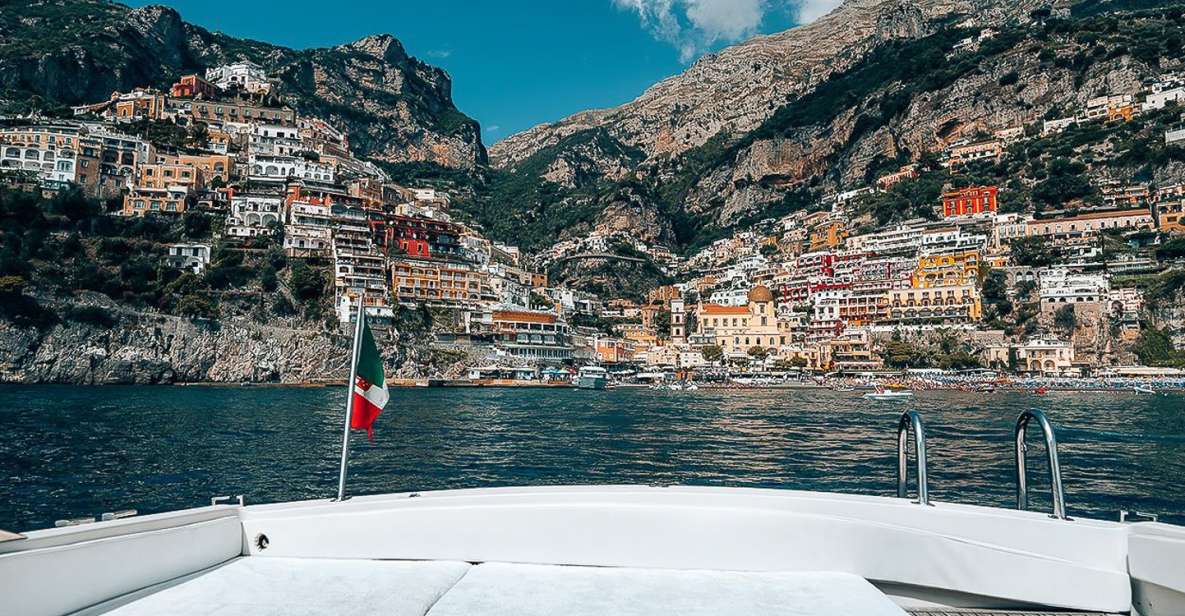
[[0, 188, 330, 329]]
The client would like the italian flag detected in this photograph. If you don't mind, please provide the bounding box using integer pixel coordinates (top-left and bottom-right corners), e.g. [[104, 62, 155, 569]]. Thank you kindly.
[[350, 319, 388, 440]]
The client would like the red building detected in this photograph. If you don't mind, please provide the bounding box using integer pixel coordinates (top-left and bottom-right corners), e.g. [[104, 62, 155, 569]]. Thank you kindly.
[[170, 75, 219, 99], [942, 186, 998, 218], [373, 214, 464, 261]]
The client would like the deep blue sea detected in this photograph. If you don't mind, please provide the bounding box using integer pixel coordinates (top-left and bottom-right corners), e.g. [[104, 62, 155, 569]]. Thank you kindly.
[[1, 385, 1183, 531]]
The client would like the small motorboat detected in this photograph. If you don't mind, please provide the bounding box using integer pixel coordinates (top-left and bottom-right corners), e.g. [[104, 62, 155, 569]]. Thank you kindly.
[[1133, 385, 1156, 395], [863, 388, 913, 401]]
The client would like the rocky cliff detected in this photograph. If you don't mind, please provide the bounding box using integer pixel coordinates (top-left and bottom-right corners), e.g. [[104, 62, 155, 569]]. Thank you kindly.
[[490, 0, 1050, 170], [0, 1, 485, 168], [0, 295, 485, 384]]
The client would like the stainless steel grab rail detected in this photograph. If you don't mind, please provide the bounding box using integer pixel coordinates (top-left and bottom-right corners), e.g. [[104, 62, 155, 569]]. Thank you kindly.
[[897, 410, 929, 505], [1015, 409, 1068, 520]]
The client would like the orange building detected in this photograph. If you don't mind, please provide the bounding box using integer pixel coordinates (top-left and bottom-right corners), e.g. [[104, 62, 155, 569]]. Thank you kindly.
[[170, 74, 218, 99], [112, 90, 166, 121], [942, 186, 998, 218], [595, 337, 635, 364], [158, 153, 232, 184]]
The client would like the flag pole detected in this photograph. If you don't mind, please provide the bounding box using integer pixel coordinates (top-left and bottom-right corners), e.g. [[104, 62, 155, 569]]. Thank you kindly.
[[336, 290, 366, 501]]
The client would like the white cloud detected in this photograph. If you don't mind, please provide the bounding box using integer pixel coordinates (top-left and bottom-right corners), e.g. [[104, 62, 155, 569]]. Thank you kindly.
[[793, 0, 843, 24], [612, 0, 842, 62], [485, 125, 501, 133], [426, 49, 452, 59]]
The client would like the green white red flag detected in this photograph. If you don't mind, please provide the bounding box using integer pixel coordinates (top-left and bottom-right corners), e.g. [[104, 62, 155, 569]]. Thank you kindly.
[[350, 319, 388, 440]]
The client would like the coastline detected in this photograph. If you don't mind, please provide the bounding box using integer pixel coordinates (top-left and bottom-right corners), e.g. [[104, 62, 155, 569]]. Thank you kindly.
[[30, 376, 1182, 392]]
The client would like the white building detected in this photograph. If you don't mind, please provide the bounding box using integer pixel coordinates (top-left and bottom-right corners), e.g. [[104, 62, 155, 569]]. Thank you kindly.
[[226, 193, 284, 238], [1042, 117, 1078, 135], [1142, 87, 1185, 112], [284, 201, 334, 258], [0, 124, 85, 187], [921, 228, 988, 255], [205, 61, 273, 95], [993, 213, 1031, 247], [165, 243, 211, 274], [249, 124, 301, 156], [1039, 268, 1110, 305], [708, 286, 751, 307], [248, 154, 334, 183], [848, 223, 925, 257]]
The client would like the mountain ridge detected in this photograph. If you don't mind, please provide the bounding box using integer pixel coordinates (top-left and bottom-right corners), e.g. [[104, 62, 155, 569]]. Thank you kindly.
[[489, 0, 1055, 170]]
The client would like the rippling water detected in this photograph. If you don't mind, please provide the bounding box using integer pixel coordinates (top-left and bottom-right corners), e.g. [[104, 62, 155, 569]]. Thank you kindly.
[[1, 385, 1183, 531]]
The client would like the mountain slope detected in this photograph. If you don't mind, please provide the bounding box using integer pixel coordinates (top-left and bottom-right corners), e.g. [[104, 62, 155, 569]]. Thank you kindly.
[[490, 0, 1052, 171], [456, 0, 1185, 267], [0, 1, 485, 168]]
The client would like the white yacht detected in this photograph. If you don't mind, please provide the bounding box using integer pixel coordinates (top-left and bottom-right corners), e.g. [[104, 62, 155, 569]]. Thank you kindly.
[[576, 366, 609, 390], [2, 409, 1183, 616]]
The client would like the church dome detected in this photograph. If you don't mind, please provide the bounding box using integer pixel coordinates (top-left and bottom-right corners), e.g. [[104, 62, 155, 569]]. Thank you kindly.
[[748, 285, 774, 303]]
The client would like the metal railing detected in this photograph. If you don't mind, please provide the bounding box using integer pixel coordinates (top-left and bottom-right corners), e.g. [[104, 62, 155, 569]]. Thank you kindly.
[[1014, 410, 1068, 520], [897, 410, 930, 506]]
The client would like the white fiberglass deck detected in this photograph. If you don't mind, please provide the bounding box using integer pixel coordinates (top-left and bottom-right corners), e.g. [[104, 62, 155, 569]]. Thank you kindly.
[[5, 485, 1185, 615], [78, 557, 906, 616]]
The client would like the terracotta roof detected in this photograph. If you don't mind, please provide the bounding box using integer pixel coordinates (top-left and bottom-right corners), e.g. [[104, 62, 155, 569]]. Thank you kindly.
[[493, 310, 556, 324], [748, 285, 774, 303], [700, 304, 751, 316], [1031, 208, 1151, 223]]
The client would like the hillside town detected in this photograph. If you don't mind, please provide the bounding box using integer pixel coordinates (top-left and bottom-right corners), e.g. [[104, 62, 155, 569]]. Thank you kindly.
[[4, 61, 1185, 384], [0, 63, 566, 345]]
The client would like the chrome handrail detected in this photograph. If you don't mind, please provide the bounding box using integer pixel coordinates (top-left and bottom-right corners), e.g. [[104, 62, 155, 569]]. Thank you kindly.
[[896, 410, 929, 505], [1015, 409, 1067, 520]]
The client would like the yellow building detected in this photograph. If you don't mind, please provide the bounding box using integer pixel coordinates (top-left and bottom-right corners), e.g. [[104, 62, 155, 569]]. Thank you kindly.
[[697, 286, 785, 353], [884, 285, 982, 325], [619, 324, 659, 351], [809, 220, 848, 252], [912, 250, 981, 288], [1157, 201, 1185, 234]]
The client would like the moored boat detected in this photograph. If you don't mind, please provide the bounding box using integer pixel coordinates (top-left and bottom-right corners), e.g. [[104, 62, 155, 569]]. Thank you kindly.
[[576, 366, 608, 390], [863, 387, 914, 401]]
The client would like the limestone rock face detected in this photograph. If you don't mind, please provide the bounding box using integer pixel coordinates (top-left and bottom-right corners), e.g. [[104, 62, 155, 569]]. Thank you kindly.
[[0, 310, 351, 385], [490, 0, 1046, 170]]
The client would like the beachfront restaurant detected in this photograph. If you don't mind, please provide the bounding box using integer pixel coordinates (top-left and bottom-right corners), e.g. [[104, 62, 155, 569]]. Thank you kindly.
[[466, 366, 539, 382]]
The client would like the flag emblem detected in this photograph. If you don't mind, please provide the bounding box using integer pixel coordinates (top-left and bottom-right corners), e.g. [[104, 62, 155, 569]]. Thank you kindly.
[[350, 319, 388, 439]]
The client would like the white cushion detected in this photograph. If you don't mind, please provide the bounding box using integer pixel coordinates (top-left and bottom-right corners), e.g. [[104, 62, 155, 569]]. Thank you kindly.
[[426, 562, 906, 616], [84, 557, 470, 616]]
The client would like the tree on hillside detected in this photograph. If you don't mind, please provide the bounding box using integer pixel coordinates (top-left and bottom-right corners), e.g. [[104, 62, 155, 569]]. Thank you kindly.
[[654, 309, 671, 339], [1054, 304, 1077, 333], [1008, 237, 1057, 268], [1032, 158, 1094, 207], [1156, 237, 1185, 261], [529, 291, 553, 311], [882, 338, 926, 369], [747, 346, 770, 361], [701, 344, 723, 364], [289, 261, 325, 302]]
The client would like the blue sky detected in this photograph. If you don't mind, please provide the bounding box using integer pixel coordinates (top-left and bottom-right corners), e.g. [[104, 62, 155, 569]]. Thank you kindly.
[[126, 1, 841, 143]]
